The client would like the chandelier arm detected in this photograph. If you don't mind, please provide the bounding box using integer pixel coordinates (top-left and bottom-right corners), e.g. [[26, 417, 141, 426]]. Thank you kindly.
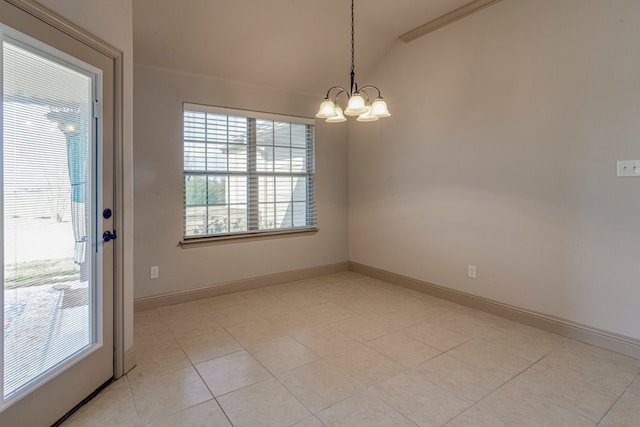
[[359, 90, 371, 104], [325, 86, 350, 100], [333, 88, 350, 103], [359, 85, 383, 99]]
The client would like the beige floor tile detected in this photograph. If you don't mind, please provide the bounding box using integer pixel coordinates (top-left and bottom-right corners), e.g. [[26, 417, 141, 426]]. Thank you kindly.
[[275, 290, 329, 309], [128, 366, 212, 425], [304, 302, 358, 323], [248, 336, 319, 375], [317, 392, 418, 427], [292, 326, 361, 358], [628, 375, 640, 395], [198, 293, 242, 310], [601, 379, 640, 427], [217, 378, 310, 427], [232, 287, 272, 302], [135, 309, 161, 329], [268, 309, 323, 335], [135, 322, 180, 353], [244, 300, 292, 322], [133, 343, 192, 377], [305, 284, 349, 302], [156, 300, 212, 319], [278, 360, 364, 413], [480, 326, 564, 361], [385, 309, 436, 329], [512, 363, 620, 420], [194, 350, 271, 397], [431, 310, 497, 337], [146, 399, 231, 427], [475, 383, 595, 426], [456, 306, 518, 330], [210, 304, 265, 329], [224, 319, 286, 347], [370, 371, 471, 426], [162, 313, 226, 339], [537, 350, 637, 397], [285, 277, 330, 291], [292, 416, 325, 427], [177, 329, 242, 364], [560, 340, 640, 374], [331, 296, 384, 316], [62, 378, 139, 427], [415, 354, 504, 402], [402, 321, 470, 352], [409, 306, 458, 325], [367, 332, 441, 367], [445, 405, 507, 426], [333, 315, 393, 342], [323, 271, 365, 283], [446, 339, 532, 380], [504, 321, 567, 345], [325, 344, 403, 387]]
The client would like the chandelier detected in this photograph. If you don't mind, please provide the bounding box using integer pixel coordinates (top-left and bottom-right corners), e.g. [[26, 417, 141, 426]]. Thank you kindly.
[[316, 0, 390, 123]]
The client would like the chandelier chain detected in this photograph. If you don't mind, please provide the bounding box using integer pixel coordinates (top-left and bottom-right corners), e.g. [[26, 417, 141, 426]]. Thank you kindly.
[[351, 0, 355, 76], [350, 0, 356, 94]]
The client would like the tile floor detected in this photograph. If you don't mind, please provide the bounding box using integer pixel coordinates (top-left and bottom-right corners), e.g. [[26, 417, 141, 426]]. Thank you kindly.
[[62, 272, 640, 426]]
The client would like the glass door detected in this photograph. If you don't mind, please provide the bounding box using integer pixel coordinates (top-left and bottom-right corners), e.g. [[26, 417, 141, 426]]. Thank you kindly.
[[0, 2, 114, 425]]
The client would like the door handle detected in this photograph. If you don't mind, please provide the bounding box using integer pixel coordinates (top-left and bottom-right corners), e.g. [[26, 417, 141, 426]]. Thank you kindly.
[[103, 230, 117, 242]]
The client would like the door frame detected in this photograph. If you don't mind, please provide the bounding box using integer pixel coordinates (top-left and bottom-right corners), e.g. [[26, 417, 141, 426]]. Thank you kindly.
[[4, 0, 127, 378]]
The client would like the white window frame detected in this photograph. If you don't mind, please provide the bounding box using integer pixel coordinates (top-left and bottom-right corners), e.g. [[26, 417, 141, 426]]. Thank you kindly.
[[181, 103, 317, 244]]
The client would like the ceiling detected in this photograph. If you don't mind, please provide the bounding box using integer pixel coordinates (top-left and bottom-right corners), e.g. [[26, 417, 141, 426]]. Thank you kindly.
[[133, 0, 471, 96]]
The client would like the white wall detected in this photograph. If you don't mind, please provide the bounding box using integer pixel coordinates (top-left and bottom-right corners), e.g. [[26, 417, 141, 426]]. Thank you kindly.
[[36, 0, 136, 352], [349, 0, 640, 340], [133, 65, 348, 299]]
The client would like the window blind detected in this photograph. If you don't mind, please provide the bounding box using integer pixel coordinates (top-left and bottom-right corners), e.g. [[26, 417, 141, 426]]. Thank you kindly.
[[183, 103, 316, 239]]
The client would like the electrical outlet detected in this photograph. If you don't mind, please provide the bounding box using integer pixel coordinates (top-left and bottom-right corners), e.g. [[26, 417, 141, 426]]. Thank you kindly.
[[468, 265, 477, 279], [617, 160, 640, 177], [150, 266, 159, 279]]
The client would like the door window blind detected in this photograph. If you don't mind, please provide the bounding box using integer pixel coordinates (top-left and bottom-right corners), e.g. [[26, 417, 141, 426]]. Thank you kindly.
[[183, 104, 316, 239]]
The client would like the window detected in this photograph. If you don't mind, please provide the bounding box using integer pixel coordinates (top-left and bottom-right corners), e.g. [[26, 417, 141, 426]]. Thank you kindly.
[[183, 104, 316, 240]]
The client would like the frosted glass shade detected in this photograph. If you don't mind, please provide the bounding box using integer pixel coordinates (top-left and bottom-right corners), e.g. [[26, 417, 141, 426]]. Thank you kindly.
[[356, 106, 379, 122], [316, 99, 337, 118], [344, 94, 367, 116], [326, 105, 347, 123], [371, 98, 390, 117]]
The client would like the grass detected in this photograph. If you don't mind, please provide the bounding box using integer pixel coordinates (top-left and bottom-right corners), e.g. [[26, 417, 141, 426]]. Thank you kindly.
[[4, 258, 80, 289]]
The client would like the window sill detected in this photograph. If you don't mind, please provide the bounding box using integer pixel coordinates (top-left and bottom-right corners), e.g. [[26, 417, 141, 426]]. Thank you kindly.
[[180, 228, 319, 248]]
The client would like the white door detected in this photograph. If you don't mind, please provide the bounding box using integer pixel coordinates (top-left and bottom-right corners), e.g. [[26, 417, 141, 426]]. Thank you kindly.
[[0, 1, 115, 425]]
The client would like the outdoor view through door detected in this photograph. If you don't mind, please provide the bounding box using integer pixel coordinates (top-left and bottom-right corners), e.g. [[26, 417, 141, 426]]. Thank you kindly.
[[2, 37, 96, 402]]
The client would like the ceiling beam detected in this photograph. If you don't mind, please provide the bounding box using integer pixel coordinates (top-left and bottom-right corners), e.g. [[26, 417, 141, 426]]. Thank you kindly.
[[399, 0, 504, 43]]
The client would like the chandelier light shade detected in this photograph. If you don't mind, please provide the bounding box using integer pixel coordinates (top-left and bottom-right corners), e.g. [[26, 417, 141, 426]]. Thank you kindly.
[[371, 98, 391, 117], [357, 106, 379, 122], [316, 0, 390, 123], [326, 105, 347, 122], [316, 99, 337, 118], [344, 94, 367, 116]]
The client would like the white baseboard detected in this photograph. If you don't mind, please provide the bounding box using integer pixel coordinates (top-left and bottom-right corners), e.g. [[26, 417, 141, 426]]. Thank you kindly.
[[350, 262, 640, 360], [123, 347, 136, 374], [134, 262, 350, 312]]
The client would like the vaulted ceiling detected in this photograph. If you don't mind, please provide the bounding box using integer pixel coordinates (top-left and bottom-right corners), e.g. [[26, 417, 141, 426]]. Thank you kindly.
[[133, 0, 471, 95]]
